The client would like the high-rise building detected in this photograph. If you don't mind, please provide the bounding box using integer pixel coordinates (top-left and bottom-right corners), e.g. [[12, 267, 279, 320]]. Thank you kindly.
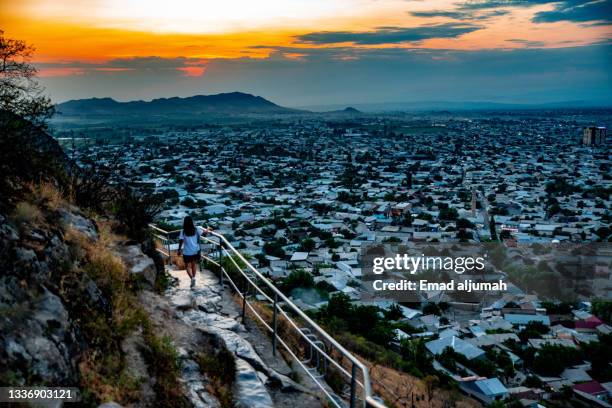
[[582, 126, 607, 146]]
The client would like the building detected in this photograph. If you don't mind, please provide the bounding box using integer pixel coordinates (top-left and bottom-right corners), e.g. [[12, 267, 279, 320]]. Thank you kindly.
[[460, 378, 508, 404], [425, 336, 486, 360], [583, 126, 607, 146]]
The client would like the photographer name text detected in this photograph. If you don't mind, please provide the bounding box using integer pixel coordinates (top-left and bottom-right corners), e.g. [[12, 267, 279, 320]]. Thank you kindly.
[[372, 279, 507, 293]]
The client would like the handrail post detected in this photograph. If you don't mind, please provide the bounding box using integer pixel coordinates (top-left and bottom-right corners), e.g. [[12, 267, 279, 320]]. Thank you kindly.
[[241, 279, 247, 322], [218, 241, 224, 287], [166, 231, 172, 266], [350, 362, 357, 408], [272, 292, 278, 357]]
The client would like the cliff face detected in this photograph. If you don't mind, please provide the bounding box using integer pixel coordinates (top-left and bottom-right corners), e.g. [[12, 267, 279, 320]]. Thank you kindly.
[[0, 191, 163, 402], [0, 113, 80, 386], [0, 205, 98, 386]]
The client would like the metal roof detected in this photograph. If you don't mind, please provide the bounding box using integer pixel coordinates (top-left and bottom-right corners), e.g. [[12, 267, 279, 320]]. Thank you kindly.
[[426, 336, 485, 360], [474, 378, 508, 396]]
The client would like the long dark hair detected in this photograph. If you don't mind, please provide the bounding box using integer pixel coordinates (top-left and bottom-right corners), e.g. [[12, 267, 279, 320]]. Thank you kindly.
[[183, 216, 196, 237]]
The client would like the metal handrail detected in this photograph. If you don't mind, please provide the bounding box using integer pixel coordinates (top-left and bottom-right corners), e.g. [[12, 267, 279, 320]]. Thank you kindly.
[[149, 223, 385, 408]]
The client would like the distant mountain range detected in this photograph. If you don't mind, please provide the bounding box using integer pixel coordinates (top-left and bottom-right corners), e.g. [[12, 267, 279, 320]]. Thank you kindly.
[[56, 92, 300, 117], [55, 92, 608, 125]]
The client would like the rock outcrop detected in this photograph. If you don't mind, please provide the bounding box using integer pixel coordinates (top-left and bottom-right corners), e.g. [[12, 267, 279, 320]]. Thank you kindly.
[[0, 213, 81, 386], [113, 244, 157, 288], [0, 202, 161, 398]]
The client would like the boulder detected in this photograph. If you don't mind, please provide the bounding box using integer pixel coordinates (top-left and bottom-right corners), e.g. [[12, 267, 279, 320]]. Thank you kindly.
[[98, 402, 124, 408], [113, 245, 157, 288], [59, 207, 98, 241], [1, 287, 80, 385], [234, 358, 274, 408]]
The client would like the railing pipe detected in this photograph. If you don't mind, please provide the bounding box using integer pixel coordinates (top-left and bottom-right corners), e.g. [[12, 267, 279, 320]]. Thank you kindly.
[[350, 362, 357, 408]]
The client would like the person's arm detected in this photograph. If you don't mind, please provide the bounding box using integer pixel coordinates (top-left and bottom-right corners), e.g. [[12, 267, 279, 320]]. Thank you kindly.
[[177, 231, 184, 255], [198, 225, 212, 235]]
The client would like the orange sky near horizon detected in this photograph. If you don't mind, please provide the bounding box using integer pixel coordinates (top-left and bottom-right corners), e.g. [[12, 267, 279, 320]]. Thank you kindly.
[[1, 0, 610, 78]]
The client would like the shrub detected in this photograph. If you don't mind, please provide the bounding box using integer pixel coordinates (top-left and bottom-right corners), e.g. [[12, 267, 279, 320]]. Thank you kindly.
[[111, 187, 163, 242], [217, 254, 249, 290], [69, 160, 118, 213], [142, 329, 190, 408], [196, 346, 236, 408], [324, 367, 345, 394], [31, 181, 65, 210], [10, 201, 43, 232], [300, 238, 316, 252], [281, 269, 314, 294], [78, 352, 142, 405], [84, 251, 128, 295]]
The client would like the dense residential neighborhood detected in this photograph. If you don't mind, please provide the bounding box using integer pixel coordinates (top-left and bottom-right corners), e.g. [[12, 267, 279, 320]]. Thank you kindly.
[[63, 111, 611, 407]]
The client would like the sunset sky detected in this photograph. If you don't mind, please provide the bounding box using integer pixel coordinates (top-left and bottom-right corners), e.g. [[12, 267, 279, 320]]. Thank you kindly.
[[1, 0, 611, 106]]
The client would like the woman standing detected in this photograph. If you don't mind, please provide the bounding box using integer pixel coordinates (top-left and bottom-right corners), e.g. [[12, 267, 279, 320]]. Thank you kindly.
[[177, 216, 205, 288]]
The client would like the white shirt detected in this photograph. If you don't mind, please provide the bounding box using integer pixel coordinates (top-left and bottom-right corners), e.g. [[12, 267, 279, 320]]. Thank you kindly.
[[179, 226, 204, 256]]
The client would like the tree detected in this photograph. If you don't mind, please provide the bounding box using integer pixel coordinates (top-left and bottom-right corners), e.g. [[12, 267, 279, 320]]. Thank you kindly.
[[522, 375, 543, 388], [0, 31, 54, 127], [439, 207, 458, 221], [326, 293, 352, 320], [0, 33, 61, 200], [456, 218, 474, 229], [399, 338, 433, 374], [383, 303, 404, 320], [405, 171, 413, 188], [300, 238, 316, 252], [531, 344, 582, 376], [263, 239, 286, 258], [489, 214, 497, 240], [281, 269, 314, 294], [423, 375, 439, 407], [592, 300, 612, 324]]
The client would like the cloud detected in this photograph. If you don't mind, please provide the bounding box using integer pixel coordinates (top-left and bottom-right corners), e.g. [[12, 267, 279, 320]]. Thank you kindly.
[[457, 0, 552, 10], [455, 0, 611, 23], [36, 56, 207, 77], [410, 9, 509, 20], [411, 11, 470, 19], [533, 0, 612, 23], [507, 38, 546, 47], [295, 23, 483, 45]]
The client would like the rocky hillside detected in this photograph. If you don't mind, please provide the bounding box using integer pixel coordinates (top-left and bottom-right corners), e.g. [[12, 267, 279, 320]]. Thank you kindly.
[[0, 114, 230, 407], [0, 182, 185, 404]]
